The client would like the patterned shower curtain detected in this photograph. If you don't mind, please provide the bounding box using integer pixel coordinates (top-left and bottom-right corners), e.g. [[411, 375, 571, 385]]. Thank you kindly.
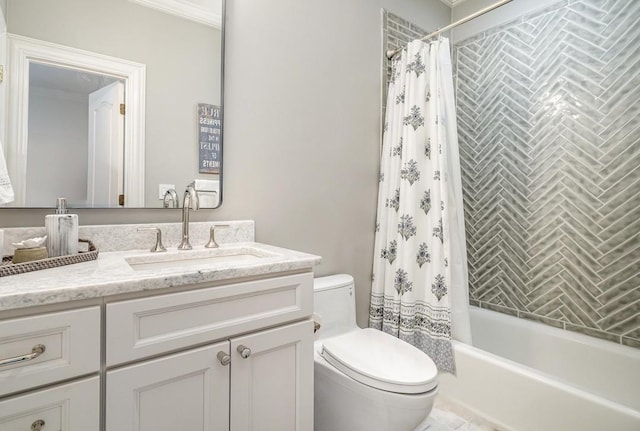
[[369, 38, 471, 373]]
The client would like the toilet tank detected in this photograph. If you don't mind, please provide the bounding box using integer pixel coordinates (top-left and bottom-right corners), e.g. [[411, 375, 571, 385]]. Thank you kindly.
[[314, 274, 358, 339]]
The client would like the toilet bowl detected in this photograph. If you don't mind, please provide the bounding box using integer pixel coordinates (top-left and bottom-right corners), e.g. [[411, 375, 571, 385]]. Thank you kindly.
[[313, 274, 438, 431]]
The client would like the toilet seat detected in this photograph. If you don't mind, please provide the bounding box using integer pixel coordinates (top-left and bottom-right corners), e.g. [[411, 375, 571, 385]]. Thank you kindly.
[[320, 328, 438, 394]]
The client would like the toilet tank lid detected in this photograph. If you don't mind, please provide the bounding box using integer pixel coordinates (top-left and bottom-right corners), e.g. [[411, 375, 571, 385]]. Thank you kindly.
[[313, 274, 354, 292]]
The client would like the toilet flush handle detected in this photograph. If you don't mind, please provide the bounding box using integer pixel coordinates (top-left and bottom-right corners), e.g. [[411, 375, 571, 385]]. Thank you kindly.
[[237, 345, 252, 359]]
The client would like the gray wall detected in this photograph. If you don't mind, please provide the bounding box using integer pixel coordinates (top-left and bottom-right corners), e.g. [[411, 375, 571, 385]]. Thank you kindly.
[[220, 0, 449, 327], [0, 0, 450, 327]]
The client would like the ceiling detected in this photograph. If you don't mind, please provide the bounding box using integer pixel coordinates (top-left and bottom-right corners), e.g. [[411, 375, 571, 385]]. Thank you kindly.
[[29, 63, 121, 96]]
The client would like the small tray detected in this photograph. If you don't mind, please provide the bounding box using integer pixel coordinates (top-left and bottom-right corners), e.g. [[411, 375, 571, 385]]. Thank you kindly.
[[0, 239, 98, 277]]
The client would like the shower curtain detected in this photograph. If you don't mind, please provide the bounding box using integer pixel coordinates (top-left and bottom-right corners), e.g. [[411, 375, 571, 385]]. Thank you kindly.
[[369, 38, 471, 373]]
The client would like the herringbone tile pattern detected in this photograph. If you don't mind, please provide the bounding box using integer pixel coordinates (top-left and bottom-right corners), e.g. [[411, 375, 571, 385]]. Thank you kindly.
[[455, 0, 640, 347]]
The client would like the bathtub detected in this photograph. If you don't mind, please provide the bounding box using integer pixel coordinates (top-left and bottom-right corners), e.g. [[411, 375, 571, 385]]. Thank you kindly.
[[438, 307, 640, 431]]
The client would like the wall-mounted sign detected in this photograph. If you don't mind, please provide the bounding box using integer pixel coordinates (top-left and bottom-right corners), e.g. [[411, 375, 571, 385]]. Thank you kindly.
[[198, 103, 221, 174]]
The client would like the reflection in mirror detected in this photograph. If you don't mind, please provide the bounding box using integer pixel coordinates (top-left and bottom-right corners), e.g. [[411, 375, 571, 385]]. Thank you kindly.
[[7, 36, 147, 208], [27, 63, 125, 207], [0, 0, 224, 209]]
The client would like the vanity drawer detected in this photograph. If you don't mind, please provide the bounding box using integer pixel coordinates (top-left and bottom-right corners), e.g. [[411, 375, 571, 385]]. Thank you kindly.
[[0, 376, 99, 430], [0, 307, 101, 397], [106, 272, 313, 366]]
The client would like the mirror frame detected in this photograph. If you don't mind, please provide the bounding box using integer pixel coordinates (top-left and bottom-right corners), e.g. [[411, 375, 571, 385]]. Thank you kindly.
[[2, 0, 225, 210], [217, 0, 225, 210]]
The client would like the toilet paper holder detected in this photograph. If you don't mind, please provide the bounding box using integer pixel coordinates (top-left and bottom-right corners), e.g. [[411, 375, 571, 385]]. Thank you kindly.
[[313, 313, 322, 334]]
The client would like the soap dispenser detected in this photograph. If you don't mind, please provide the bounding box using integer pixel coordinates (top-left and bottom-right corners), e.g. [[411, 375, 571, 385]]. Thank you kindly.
[[45, 197, 78, 257]]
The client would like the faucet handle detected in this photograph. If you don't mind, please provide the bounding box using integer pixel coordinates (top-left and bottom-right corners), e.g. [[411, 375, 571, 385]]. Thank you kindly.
[[205, 224, 230, 248], [137, 227, 167, 252]]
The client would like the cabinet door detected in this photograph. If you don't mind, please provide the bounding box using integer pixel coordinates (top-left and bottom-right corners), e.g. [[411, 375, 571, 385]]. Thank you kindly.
[[0, 377, 99, 430], [230, 320, 313, 431], [106, 341, 230, 431]]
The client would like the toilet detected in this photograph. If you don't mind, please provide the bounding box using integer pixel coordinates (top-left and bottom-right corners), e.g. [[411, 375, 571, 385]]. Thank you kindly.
[[313, 274, 438, 431]]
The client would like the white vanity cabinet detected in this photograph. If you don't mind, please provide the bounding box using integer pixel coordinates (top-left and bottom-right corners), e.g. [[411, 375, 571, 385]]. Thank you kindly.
[[105, 273, 314, 431], [106, 320, 312, 431], [0, 308, 101, 430]]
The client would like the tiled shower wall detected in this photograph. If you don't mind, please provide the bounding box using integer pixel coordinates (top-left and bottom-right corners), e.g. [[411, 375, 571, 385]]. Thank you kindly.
[[455, 0, 640, 347]]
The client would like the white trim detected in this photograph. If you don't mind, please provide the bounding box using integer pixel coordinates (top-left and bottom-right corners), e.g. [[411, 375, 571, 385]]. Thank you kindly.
[[129, 0, 222, 28], [441, 0, 471, 6], [6, 34, 146, 207]]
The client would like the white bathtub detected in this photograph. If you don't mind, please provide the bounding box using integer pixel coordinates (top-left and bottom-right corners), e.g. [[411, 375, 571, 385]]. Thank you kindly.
[[439, 307, 640, 431]]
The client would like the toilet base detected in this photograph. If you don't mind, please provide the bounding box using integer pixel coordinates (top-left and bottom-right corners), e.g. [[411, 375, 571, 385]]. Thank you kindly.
[[314, 351, 437, 431]]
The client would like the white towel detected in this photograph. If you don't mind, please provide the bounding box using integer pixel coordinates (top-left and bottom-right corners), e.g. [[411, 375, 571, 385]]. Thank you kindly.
[[0, 140, 14, 204]]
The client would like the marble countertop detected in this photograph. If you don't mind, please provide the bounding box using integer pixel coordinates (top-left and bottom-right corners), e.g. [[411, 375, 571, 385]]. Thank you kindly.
[[0, 242, 321, 312]]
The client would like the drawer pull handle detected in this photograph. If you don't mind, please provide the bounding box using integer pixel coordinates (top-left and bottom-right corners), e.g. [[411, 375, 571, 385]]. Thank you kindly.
[[237, 345, 251, 359], [0, 344, 46, 367], [31, 419, 45, 430], [217, 351, 231, 366]]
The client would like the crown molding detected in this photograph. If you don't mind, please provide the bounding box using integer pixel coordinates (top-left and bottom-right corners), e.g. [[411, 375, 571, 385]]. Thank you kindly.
[[439, 0, 470, 7]]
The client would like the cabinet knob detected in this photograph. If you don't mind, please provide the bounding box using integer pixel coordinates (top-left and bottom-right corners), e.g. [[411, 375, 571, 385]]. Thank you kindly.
[[217, 351, 231, 366], [31, 420, 45, 431], [237, 345, 251, 359]]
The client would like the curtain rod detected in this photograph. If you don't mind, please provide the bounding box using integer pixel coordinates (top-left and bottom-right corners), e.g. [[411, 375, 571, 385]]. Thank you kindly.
[[386, 0, 514, 59]]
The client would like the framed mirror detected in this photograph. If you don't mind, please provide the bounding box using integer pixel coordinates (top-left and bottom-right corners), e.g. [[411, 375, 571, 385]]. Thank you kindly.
[[0, 0, 224, 208]]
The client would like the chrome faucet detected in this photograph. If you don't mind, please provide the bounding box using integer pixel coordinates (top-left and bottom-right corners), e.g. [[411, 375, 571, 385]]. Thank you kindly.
[[178, 183, 200, 250], [163, 188, 178, 208]]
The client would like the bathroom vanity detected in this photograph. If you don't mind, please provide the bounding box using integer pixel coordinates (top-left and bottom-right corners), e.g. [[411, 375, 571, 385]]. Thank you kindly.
[[0, 221, 320, 431]]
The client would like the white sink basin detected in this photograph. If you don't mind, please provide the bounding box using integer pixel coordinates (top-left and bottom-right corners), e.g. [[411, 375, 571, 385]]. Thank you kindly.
[[125, 246, 278, 271]]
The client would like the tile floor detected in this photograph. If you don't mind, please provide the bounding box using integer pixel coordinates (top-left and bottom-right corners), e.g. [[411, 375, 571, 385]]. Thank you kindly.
[[416, 398, 500, 431]]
